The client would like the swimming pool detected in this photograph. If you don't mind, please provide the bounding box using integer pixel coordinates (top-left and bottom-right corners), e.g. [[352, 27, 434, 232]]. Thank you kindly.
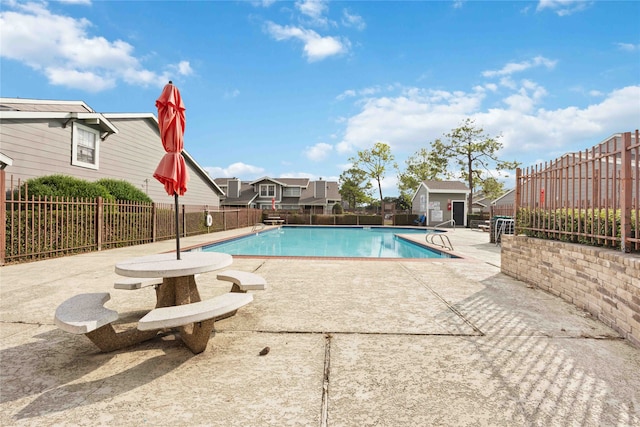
[[197, 226, 456, 259]]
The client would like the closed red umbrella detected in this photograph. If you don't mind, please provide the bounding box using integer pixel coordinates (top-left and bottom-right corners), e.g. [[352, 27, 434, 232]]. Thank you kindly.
[[153, 81, 189, 259]]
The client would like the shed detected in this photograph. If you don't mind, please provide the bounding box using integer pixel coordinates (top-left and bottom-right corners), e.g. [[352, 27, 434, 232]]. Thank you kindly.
[[411, 180, 470, 227]]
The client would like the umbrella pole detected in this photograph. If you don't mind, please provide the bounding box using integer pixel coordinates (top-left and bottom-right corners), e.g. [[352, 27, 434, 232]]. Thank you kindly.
[[175, 192, 181, 260]]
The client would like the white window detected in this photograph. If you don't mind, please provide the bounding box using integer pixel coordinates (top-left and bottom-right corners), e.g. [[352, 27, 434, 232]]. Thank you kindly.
[[283, 187, 301, 197], [72, 122, 100, 169], [260, 184, 275, 197]]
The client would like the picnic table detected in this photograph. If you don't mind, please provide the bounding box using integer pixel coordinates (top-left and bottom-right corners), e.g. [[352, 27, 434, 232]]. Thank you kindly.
[[55, 252, 254, 354], [115, 252, 232, 308]]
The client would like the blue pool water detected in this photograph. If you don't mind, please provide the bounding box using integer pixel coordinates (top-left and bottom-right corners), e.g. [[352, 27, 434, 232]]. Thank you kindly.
[[199, 226, 455, 259]]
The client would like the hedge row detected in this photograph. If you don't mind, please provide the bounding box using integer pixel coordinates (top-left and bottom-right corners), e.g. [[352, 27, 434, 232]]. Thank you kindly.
[[17, 175, 152, 203], [517, 207, 638, 249]]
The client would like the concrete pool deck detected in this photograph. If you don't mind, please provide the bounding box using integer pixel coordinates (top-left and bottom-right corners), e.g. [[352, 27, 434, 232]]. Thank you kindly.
[[1, 227, 639, 426]]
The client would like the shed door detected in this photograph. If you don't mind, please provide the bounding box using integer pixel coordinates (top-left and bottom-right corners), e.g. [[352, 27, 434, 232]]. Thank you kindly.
[[452, 201, 465, 226]]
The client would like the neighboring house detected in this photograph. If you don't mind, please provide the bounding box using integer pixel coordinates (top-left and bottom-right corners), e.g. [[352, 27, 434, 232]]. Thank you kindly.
[[524, 132, 638, 208], [491, 189, 515, 216], [471, 191, 491, 214], [411, 180, 470, 227], [214, 176, 341, 213], [0, 98, 224, 206]]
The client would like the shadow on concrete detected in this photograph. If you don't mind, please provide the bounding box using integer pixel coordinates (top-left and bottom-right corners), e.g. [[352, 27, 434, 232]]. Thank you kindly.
[[2, 312, 194, 420]]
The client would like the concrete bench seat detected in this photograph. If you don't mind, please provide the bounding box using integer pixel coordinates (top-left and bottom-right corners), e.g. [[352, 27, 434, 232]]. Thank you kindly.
[[114, 274, 200, 290], [216, 270, 267, 293], [114, 277, 163, 290], [478, 224, 490, 232], [55, 293, 118, 334], [138, 293, 253, 353], [54, 293, 158, 352]]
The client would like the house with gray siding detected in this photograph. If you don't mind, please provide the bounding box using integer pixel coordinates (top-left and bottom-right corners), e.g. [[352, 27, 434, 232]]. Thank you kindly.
[[0, 98, 223, 206], [411, 180, 470, 227], [214, 176, 341, 213]]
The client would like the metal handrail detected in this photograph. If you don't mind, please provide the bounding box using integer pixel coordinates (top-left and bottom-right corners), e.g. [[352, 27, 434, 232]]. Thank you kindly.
[[425, 232, 454, 251], [431, 219, 456, 229], [494, 218, 515, 246], [252, 223, 266, 232]]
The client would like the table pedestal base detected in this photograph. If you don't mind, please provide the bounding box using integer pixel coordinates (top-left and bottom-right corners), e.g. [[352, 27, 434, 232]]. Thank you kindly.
[[156, 275, 201, 307], [178, 319, 216, 354], [86, 325, 159, 352], [154, 274, 214, 354]]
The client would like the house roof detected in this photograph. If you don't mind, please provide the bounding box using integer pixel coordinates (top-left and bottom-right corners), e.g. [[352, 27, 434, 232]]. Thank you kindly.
[[277, 178, 310, 188], [421, 180, 470, 192], [248, 176, 311, 188], [411, 180, 470, 203], [101, 112, 224, 196], [0, 152, 13, 169], [493, 188, 515, 204], [1, 102, 119, 136], [249, 176, 289, 187], [0, 98, 95, 113]]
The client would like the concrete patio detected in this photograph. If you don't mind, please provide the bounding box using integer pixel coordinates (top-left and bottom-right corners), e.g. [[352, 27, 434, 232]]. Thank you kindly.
[[1, 227, 639, 426]]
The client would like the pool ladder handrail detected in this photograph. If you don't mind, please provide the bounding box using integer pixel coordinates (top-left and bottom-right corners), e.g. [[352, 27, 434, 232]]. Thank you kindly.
[[425, 232, 454, 251], [494, 218, 515, 246], [252, 223, 266, 232], [431, 219, 456, 229]]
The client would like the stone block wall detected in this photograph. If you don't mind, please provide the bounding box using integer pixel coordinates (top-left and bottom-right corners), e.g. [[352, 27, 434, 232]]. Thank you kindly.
[[501, 235, 640, 348]]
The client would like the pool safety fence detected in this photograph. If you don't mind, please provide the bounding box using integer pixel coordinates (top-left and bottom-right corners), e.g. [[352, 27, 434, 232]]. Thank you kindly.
[[1, 174, 262, 265], [515, 130, 639, 253]]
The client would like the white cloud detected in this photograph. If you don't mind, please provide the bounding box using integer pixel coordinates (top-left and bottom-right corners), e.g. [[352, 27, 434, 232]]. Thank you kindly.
[[251, 0, 277, 7], [58, 0, 92, 4], [502, 80, 548, 112], [0, 2, 189, 91], [616, 42, 640, 52], [342, 9, 366, 30], [482, 56, 557, 78], [336, 85, 394, 101], [536, 0, 592, 16], [305, 142, 333, 161], [205, 162, 265, 179], [224, 89, 240, 99], [265, 21, 349, 61], [296, 0, 329, 27], [337, 80, 640, 169], [336, 89, 356, 100], [45, 67, 115, 92], [176, 61, 193, 76]]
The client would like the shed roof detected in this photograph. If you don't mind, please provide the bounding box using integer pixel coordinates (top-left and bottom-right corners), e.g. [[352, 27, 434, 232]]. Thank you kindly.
[[421, 180, 470, 192]]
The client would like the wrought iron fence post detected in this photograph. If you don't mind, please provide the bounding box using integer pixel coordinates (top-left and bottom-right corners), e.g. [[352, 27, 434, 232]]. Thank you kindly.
[[96, 197, 103, 251], [0, 169, 6, 265], [151, 203, 157, 242], [621, 132, 632, 253]]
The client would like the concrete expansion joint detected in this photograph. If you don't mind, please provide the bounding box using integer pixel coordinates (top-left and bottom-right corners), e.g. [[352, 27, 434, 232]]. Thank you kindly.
[[1, 320, 45, 327], [320, 333, 332, 427], [247, 329, 482, 337], [399, 264, 486, 337]]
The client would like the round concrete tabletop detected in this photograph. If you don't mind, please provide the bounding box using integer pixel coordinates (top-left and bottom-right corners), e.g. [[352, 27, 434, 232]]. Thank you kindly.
[[115, 252, 232, 278]]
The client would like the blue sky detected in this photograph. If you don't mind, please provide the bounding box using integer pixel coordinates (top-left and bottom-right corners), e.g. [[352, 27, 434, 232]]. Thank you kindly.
[[1, 0, 639, 197]]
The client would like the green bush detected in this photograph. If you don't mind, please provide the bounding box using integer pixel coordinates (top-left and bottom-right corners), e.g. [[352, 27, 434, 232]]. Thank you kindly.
[[19, 175, 114, 201], [332, 203, 344, 214], [96, 178, 152, 202], [517, 207, 637, 249]]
